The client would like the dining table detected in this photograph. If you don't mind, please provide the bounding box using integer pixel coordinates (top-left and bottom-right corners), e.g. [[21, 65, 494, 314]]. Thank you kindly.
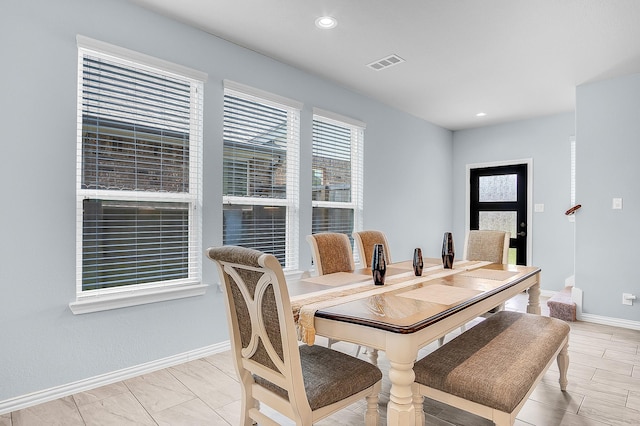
[[289, 258, 542, 426]]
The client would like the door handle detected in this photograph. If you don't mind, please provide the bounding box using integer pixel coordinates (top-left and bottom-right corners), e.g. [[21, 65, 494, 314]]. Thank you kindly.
[[517, 231, 526, 237]]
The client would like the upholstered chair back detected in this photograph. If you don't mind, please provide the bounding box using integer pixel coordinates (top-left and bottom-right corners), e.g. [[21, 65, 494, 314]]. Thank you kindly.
[[463, 230, 511, 264], [353, 230, 392, 268], [306, 233, 355, 275]]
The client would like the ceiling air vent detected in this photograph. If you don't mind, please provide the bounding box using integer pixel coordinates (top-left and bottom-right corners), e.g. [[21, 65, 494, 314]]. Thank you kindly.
[[367, 54, 405, 71]]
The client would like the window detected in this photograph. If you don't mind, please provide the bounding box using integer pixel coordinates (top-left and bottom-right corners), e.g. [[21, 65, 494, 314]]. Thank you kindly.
[[70, 36, 207, 314], [311, 109, 364, 250], [222, 81, 301, 270]]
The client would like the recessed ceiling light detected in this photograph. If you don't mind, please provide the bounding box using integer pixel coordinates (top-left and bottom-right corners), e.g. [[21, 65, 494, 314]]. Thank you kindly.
[[315, 16, 337, 29], [476, 112, 487, 117]]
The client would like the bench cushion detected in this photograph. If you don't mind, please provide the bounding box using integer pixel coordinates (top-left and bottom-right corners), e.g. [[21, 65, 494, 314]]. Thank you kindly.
[[414, 311, 569, 413]]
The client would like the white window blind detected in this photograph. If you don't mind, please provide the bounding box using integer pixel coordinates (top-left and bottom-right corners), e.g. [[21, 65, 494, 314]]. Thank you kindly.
[[312, 109, 364, 251], [223, 81, 301, 270], [75, 38, 205, 300]]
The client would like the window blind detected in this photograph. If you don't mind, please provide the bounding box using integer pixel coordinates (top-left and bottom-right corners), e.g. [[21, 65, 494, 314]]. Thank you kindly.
[[77, 46, 204, 294], [222, 84, 300, 269], [312, 120, 352, 203], [311, 111, 364, 253]]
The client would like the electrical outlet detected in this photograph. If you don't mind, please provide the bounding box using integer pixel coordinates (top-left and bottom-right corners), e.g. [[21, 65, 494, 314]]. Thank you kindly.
[[622, 293, 636, 305]]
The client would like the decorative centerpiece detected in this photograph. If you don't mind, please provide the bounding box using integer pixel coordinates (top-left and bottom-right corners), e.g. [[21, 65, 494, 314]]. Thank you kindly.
[[371, 244, 387, 285], [413, 248, 423, 276], [441, 232, 455, 269]]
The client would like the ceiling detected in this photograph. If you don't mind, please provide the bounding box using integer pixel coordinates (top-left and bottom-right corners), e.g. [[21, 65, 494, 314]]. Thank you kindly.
[[130, 0, 640, 131]]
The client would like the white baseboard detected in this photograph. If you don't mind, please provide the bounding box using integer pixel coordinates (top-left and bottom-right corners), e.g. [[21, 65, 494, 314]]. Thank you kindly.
[[0, 341, 231, 416], [540, 287, 640, 330], [579, 313, 640, 330]]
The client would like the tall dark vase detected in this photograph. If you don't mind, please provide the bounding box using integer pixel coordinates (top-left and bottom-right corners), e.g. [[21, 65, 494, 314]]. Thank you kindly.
[[371, 244, 387, 285], [441, 232, 455, 269], [413, 248, 423, 276]]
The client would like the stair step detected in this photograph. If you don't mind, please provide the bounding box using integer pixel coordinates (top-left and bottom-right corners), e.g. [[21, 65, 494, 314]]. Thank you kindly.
[[547, 287, 576, 321]]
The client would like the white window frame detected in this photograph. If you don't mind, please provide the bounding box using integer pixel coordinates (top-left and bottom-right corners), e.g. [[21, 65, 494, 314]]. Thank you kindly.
[[311, 108, 365, 248], [222, 80, 301, 271], [70, 36, 208, 314]]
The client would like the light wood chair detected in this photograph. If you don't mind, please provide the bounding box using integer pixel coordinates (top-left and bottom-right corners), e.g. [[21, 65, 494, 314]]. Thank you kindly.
[[464, 229, 511, 313], [206, 246, 382, 426], [306, 232, 365, 355], [439, 230, 511, 346], [353, 230, 392, 268]]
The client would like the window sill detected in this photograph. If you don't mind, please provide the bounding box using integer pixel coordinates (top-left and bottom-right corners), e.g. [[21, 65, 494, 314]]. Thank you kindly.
[[69, 283, 209, 315]]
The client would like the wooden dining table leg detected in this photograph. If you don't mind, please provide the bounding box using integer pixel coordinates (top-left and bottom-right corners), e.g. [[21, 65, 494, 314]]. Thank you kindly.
[[385, 335, 418, 426], [527, 281, 541, 315]]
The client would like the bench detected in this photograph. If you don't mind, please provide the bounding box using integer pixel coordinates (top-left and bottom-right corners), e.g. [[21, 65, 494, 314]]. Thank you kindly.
[[413, 311, 570, 426]]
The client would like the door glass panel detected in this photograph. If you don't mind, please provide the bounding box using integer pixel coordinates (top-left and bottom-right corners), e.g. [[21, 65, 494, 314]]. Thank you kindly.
[[479, 174, 517, 202], [508, 248, 517, 265], [479, 211, 517, 236]]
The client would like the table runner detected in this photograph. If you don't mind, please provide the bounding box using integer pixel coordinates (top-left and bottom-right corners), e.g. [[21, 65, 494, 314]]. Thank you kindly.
[[300, 271, 372, 286], [293, 260, 491, 345]]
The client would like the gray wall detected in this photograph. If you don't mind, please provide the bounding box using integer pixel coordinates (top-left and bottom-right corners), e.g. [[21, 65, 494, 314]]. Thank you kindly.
[[575, 73, 640, 320], [0, 0, 452, 401], [452, 113, 576, 292]]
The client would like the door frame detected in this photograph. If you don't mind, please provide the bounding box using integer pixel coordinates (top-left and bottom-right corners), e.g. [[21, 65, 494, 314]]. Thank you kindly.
[[465, 158, 533, 266]]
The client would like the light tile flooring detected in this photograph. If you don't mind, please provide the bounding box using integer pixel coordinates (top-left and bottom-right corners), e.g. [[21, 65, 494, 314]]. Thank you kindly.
[[4, 294, 640, 425]]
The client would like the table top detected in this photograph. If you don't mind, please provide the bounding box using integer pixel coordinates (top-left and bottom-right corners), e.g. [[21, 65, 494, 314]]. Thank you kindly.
[[291, 259, 540, 335]]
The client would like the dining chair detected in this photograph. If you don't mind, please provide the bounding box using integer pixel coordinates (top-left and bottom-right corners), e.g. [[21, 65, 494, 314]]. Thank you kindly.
[[206, 246, 382, 426], [353, 230, 392, 268], [439, 229, 511, 346], [306, 232, 365, 355]]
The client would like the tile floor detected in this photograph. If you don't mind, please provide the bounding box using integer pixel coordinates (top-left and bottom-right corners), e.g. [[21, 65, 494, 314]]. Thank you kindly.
[[3, 294, 640, 425]]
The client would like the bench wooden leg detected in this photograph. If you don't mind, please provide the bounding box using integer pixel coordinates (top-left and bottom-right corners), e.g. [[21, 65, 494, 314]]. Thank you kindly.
[[557, 343, 569, 391], [492, 411, 512, 426]]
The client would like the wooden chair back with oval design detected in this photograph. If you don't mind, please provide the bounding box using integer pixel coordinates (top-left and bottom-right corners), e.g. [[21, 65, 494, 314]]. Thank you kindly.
[[206, 245, 381, 425]]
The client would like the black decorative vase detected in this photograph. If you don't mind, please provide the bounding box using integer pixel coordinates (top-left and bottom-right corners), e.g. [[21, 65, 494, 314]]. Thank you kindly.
[[371, 244, 387, 285], [441, 232, 455, 269], [413, 248, 423, 276]]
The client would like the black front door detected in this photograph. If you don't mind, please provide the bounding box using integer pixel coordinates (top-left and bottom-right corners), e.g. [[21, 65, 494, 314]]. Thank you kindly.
[[470, 164, 528, 265]]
